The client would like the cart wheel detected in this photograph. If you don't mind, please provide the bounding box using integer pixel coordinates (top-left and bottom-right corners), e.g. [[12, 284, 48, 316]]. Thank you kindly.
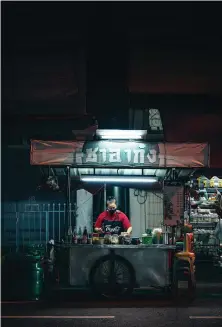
[[89, 255, 135, 299], [172, 269, 196, 304]]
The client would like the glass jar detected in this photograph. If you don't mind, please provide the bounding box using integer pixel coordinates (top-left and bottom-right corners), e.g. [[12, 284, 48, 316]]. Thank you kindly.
[[111, 234, 119, 244], [124, 234, 131, 245], [92, 233, 100, 244], [104, 233, 112, 244], [99, 237, 104, 245]]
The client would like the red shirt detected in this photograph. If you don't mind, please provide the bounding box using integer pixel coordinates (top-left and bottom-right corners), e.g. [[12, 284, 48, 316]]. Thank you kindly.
[[95, 210, 131, 231]]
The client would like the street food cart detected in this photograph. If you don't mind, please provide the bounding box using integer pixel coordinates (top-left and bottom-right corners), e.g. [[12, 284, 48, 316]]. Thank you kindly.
[[30, 130, 210, 301]]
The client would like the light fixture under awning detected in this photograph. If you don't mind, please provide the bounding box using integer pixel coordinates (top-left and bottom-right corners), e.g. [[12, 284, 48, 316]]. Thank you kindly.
[[81, 175, 157, 183], [96, 129, 147, 140]]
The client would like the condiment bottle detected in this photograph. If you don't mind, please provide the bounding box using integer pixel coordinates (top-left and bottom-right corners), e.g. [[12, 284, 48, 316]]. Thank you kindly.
[[68, 226, 73, 244], [78, 227, 82, 244], [72, 227, 77, 244], [88, 233, 92, 244], [82, 226, 88, 244]]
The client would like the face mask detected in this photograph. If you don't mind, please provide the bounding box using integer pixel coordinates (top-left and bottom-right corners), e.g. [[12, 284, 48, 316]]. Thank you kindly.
[[108, 208, 116, 215]]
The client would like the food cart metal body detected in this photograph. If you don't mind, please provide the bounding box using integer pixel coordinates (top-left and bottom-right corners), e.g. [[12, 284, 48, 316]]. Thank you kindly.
[[64, 244, 175, 288]]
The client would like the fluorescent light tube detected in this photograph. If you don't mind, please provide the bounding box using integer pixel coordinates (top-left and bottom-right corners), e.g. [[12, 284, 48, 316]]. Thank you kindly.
[[81, 176, 157, 183], [96, 129, 147, 140]]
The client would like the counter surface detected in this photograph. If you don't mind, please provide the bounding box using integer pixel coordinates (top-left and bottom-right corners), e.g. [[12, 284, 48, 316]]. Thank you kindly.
[[55, 243, 176, 250]]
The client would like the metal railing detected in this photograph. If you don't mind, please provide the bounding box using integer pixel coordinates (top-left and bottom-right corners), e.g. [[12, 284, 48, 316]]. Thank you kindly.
[[2, 202, 76, 250]]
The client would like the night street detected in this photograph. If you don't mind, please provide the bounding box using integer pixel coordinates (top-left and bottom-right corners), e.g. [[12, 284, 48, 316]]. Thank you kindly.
[[2, 286, 222, 327], [2, 296, 222, 327], [2, 3, 222, 327]]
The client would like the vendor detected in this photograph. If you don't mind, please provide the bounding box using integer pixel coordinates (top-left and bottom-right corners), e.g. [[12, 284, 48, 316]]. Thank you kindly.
[[94, 196, 132, 235]]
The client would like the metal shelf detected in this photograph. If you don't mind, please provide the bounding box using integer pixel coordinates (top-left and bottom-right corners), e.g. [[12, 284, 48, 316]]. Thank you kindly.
[[191, 222, 217, 228], [206, 188, 222, 193], [191, 216, 218, 219]]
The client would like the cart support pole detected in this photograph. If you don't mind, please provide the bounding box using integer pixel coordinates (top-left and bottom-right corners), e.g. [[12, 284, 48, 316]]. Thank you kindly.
[[104, 183, 107, 210], [66, 166, 72, 230]]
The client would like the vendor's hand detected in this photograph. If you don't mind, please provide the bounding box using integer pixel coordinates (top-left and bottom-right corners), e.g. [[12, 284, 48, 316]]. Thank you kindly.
[[122, 232, 130, 237], [95, 228, 103, 233]]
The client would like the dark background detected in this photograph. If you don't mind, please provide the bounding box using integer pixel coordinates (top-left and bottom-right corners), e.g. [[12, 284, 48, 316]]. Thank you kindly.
[[2, 1, 222, 200]]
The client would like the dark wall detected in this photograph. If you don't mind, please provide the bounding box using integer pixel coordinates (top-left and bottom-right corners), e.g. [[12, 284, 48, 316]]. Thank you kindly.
[[2, 1, 222, 203], [2, 114, 96, 201], [2, 147, 66, 202], [2, 2, 87, 115], [127, 2, 221, 95], [2, 148, 40, 201], [3, 2, 221, 117]]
